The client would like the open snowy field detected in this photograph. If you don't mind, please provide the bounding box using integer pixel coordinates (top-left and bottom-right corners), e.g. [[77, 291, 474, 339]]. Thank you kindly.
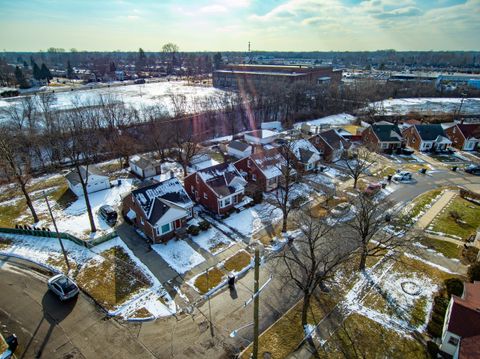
[[0, 81, 230, 120], [369, 97, 480, 115]]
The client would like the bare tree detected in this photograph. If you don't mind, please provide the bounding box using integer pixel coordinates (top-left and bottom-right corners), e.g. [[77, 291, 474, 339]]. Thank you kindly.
[[61, 105, 104, 233], [0, 125, 39, 223], [345, 193, 411, 271], [273, 137, 303, 233], [341, 146, 376, 189], [279, 210, 353, 356]]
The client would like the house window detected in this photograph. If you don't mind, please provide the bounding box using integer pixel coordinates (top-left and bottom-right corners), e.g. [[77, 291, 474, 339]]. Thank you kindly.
[[252, 174, 257, 181], [412, 137, 416, 143], [221, 197, 232, 208], [381, 143, 388, 149], [448, 336, 459, 346], [204, 192, 208, 199], [140, 218, 144, 225], [247, 160, 252, 168], [453, 127, 456, 134], [160, 223, 171, 234]]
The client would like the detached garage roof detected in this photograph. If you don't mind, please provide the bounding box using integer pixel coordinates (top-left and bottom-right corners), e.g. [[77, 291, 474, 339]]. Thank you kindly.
[[65, 165, 108, 186]]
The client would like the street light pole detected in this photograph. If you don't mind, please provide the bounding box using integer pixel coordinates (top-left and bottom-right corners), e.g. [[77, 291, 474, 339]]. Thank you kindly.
[[252, 247, 260, 359], [43, 191, 70, 272], [206, 268, 215, 338]]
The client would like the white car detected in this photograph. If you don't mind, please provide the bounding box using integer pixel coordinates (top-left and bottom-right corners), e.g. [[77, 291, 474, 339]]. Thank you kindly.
[[392, 171, 413, 183], [47, 274, 79, 301]]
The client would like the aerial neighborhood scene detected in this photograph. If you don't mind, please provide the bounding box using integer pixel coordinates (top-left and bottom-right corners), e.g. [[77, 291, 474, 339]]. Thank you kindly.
[[2, 1, 480, 358]]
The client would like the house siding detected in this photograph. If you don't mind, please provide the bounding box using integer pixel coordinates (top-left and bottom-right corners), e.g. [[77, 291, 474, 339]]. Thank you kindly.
[[122, 193, 181, 243], [403, 126, 422, 151], [184, 173, 244, 215], [361, 127, 380, 151], [234, 157, 269, 192], [445, 125, 467, 150]]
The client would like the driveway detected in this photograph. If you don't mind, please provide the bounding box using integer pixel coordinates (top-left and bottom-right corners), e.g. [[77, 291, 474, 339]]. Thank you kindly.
[[115, 222, 180, 284], [0, 260, 155, 359]]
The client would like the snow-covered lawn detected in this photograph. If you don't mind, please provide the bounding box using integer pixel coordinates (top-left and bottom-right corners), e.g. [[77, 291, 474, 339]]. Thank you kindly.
[[54, 180, 134, 239], [304, 173, 335, 189], [152, 240, 205, 274], [0, 234, 176, 319], [340, 254, 439, 335], [223, 203, 283, 238], [191, 227, 233, 255]]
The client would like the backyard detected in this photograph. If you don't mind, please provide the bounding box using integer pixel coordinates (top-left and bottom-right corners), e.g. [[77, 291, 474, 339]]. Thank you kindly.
[[429, 196, 480, 240]]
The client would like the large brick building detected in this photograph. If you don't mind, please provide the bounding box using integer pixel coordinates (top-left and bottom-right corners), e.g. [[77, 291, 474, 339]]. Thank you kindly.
[[213, 64, 341, 90]]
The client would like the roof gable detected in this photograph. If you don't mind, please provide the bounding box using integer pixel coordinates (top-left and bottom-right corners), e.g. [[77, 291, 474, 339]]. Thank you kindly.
[[371, 124, 403, 142], [132, 177, 192, 224], [414, 124, 447, 141], [458, 124, 480, 140], [196, 162, 246, 198]]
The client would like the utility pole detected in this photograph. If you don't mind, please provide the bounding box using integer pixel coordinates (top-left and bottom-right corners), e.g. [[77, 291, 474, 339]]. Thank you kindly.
[[206, 268, 215, 337], [252, 247, 260, 359], [43, 191, 70, 272]]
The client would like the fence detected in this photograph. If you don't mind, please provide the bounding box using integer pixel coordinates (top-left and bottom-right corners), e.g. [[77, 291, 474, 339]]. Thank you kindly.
[[0, 227, 117, 248]]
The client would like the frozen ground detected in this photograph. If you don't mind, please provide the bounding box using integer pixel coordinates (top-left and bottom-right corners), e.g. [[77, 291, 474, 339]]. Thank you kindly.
[[0, 81, 230, 121], [369, 97, 480, 116], [152, 240, 205, 274], [341, 255, 438, 334], [191, 227, 234, 255], [55, 180, 133, 239], [0, 234, 176, 319], [223, 203, 283, 238]]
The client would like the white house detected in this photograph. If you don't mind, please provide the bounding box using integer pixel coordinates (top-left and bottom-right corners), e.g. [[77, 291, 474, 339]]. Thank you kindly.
[[244, 130, 278, 145], [440, 281, 480, 358], [65, 166, 110, 197], [227, 140, 253, 159], [130, 155, 162, 179], [291, 139, 322, 172]]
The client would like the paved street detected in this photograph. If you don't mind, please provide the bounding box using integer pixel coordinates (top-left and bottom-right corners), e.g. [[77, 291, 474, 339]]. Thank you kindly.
[[0, 259, 155, 359]]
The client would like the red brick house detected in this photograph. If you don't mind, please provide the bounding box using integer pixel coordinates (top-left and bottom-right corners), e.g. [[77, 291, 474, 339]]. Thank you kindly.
[[362, 123, 404, 152], [445, 124, 480, 151], [310, 129, 351, 163], [234, 148, 285, 192], [122, 177, 193, 243], [184, 162, 247, 215], [402, 124, 452, 152], [440, 281, 480, 358]]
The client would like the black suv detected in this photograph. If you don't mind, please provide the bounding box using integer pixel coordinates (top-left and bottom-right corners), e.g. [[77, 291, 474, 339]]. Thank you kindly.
[[98, 205, 118, 226], [465, 165, 480, 175]]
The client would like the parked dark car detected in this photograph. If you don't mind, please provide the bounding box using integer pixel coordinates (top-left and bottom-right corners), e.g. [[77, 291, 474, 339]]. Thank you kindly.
[[465, 165, 480, 175], [47, 274, 79, 301], [98, 205, 118, 226]]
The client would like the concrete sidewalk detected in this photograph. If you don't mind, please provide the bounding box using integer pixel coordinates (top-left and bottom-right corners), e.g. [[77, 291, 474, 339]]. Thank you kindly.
[[416, 190, 457, 230]]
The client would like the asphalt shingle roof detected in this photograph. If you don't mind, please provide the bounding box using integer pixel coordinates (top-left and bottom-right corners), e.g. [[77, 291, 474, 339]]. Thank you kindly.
[[414, 124, 447, 141], [371, 124, 403, 142]]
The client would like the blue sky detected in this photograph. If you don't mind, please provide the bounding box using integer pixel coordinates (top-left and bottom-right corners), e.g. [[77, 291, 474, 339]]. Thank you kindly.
[[0, 0, 478, 51]]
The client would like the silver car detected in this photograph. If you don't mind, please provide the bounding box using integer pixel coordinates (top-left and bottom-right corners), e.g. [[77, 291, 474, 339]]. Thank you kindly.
[[47, 274, 79, 301]]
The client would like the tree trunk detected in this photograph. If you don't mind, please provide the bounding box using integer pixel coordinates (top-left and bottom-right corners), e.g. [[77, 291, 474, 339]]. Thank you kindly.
[[19, 179, 39, 223], [77, 167, 97, 233], [282, 210, 288, 233], [358, 245, 368, 271], [353, 176, 358, 189], [301, 292, 320, 358]]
